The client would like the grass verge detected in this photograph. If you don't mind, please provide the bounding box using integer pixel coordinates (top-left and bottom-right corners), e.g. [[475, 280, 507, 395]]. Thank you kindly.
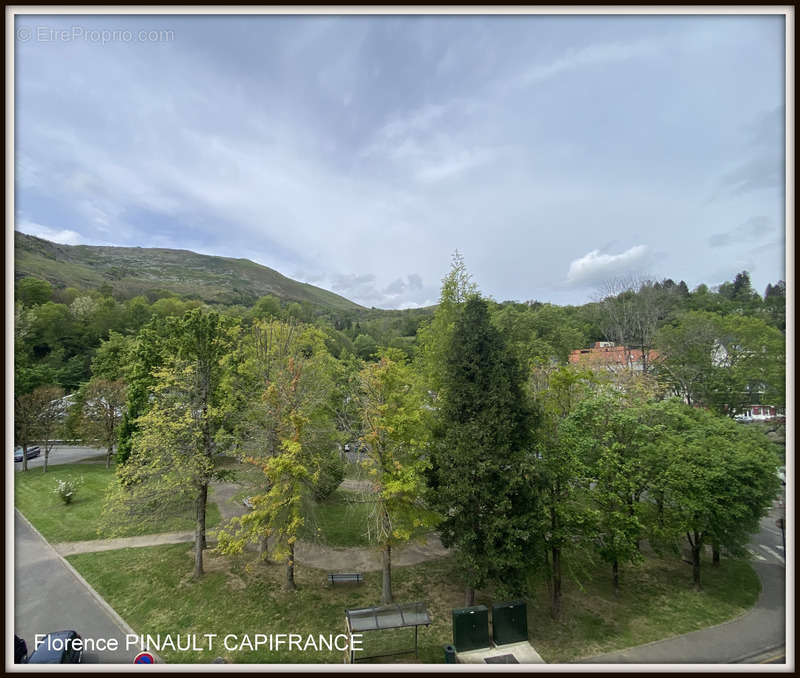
[[14, 463, 220, 543], [67, 543, 759, 664]]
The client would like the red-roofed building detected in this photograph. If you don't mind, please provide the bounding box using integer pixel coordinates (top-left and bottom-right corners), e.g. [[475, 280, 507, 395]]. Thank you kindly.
[[568, 342, 659, 372]]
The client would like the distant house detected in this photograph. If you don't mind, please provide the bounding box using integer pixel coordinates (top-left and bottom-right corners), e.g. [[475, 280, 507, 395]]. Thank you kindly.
[[568, 342, 658, 372], [733, 405, 783, 423], [711, 342, 782, 422], [569, 343, 780, 422]]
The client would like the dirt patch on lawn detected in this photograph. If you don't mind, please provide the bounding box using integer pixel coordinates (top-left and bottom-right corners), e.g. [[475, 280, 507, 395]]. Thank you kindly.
[[295, 534, 448, 572]]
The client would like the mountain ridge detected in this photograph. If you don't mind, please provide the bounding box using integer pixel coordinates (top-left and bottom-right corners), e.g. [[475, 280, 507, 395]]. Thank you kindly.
[[14, 231, 365, 311]]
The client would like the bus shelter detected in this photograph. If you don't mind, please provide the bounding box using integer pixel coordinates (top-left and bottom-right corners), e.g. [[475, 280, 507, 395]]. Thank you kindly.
[[345, 602, 431, 663]]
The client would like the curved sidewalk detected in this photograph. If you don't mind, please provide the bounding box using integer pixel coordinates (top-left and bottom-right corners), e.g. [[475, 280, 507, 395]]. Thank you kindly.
[[577, 512, 787, 665]]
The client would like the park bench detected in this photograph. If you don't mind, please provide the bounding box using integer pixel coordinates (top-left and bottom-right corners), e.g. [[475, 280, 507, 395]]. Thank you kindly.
[[328, 572, 363, 586]]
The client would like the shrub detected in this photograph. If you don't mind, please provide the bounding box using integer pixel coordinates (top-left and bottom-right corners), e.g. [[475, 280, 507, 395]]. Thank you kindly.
[[53, 476, 84, 505]]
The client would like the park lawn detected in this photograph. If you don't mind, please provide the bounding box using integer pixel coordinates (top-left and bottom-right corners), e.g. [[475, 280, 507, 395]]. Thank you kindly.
[[300, 489, 373, 547], [67, 543, 759, 664], [229, 486, 374, 548], [14, 463, 220, 543]]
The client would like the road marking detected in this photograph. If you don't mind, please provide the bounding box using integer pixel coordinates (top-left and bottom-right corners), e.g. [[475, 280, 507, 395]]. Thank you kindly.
[[759, 652, 785, 664], [747, 548, 767, 561], [775, 544, 784, 551], [759, 544, 785, 564]]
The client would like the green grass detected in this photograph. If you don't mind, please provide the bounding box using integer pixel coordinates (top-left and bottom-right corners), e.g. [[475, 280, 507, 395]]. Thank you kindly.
[[528, 549, 760, 662], [66, 543, 760, 664], [14, 463, 220, 543], [300, 490, 373, 547]]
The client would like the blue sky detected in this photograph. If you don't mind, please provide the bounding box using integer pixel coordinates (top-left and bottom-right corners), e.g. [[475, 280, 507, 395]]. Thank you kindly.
[[14, 13, 786, 308]]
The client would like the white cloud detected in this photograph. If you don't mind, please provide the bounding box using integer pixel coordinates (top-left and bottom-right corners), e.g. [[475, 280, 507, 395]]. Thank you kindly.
[[415, 149, 495, 184], [515, 38, 658, 87], [326, 272, 434, 309], [15, 220, 84, 246], [374, 103, 450, 146], [361, 98, 497, 184], [566, 245, 650, 286], [14, 16, 786, 308]]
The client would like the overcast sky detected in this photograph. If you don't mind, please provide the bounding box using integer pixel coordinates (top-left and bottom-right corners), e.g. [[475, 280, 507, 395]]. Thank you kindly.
[[14, 13, 786, 309]]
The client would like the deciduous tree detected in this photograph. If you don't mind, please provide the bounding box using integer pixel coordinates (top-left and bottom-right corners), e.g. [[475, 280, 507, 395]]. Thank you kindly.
[[597, 276, 675, 373], [648, 400, 781, 590], [36, 385, 66, 472], [104, 310, 234, 577], [14, 385, 65, 472], [217, 319, 337, 589], [562, 391, 662, 595], [81, 378, 127, 468], [356, 349, 437, 604], [655, 311, 785, 415], [529, 365, 596, 618]]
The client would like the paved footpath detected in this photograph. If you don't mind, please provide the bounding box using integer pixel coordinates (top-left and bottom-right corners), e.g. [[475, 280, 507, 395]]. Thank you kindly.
[[53, 531, 195, 557], [52, 530, 448, 572], [14, 510, 138, 664]]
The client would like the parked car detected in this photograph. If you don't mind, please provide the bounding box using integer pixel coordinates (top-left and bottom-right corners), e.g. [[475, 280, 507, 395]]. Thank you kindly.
[[15, 635, 28, 663], [26, 631, 83, 664], [777, 466, 786, 485], [14, 446, 41, 463]]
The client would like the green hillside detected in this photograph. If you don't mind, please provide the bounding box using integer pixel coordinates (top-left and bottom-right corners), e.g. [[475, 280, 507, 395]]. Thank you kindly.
[[14, 232, 364, 311]]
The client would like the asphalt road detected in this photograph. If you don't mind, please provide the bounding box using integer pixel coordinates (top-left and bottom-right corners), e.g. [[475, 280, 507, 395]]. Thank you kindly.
[[14, 445, 107, 471], [14, 510, 136, 664], [581, 488, 787, 664]]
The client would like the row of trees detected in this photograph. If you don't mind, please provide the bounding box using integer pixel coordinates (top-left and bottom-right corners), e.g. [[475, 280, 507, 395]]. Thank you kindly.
[[15, 257, 784, 618]]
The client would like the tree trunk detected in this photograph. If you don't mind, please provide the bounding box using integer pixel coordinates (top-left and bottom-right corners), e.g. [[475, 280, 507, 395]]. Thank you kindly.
[[464, 587, 475, 607], [106, 445, 112, 470], [712, 542, 720, 566], [43, 450, 49, 473], [631, 493, 641, 551], [626, 495, 640, 551], [382, 542, 393, 604], [544, 547, 552, 600], [551, 547, 562, 620], [22, 443, 28, 473], [193, 490, 205, 578], [612, 559, 620, 597], [692, 543, 702, 591], [285, 542, 297, 591], [258, 534, 271, 563], [199, 483, 208, 549]]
